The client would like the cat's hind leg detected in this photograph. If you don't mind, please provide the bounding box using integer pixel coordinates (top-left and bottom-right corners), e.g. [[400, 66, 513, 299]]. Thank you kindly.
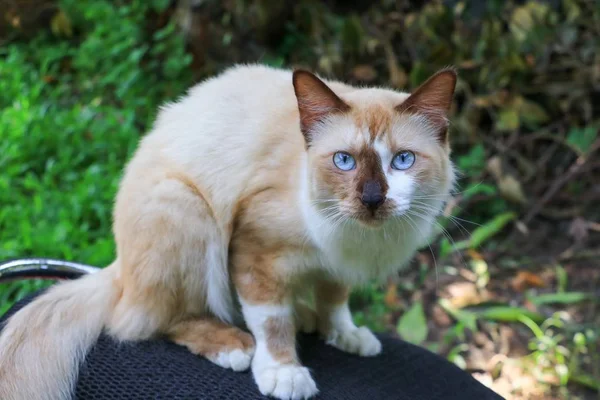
[[167, 318, 255, 371]]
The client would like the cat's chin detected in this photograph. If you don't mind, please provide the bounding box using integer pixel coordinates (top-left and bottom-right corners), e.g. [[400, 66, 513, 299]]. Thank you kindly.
[[353, 215, 387, 229]]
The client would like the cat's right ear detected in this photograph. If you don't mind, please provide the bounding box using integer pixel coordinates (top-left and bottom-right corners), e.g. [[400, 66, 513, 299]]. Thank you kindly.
[[293, 70, 350, 145]]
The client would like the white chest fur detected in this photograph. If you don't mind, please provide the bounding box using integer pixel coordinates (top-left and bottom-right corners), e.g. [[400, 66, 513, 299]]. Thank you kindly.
[[301, 200, 434, 285]]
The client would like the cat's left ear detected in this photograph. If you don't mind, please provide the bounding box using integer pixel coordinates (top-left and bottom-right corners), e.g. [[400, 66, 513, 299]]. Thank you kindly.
[[293, 70, 350, 145], [395, 68, 457, 143]]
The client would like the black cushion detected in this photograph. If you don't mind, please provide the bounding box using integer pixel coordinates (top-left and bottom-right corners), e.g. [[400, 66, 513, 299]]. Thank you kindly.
[[2, 293, 504, 400]]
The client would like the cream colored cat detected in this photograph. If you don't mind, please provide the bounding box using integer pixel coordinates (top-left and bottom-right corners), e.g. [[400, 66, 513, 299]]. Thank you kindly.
[[0, 64, 457, 400]]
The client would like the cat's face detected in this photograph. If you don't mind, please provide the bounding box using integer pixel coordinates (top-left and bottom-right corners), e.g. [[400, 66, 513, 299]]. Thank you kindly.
[[294, 70, 456, 228]]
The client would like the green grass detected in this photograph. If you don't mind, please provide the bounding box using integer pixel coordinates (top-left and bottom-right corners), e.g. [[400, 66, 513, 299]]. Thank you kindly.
[[0, 0, 193, 311]]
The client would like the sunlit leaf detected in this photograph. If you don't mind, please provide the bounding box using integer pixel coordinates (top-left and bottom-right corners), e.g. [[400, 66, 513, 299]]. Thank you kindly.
[[447, 344, 469, 369], [496, 108, 520, 131], [438, 299, 477, 331], [462, 183, 497, 199], [510, 2, 550, 42], [528, 292, 593, 306], [475, 306, 545, 324], [498, 175, 527, 204], [469, 212, 517, 249], [50, 10, 73, 38], [397, 302, 428, 345], [563, 0, 581, 22]]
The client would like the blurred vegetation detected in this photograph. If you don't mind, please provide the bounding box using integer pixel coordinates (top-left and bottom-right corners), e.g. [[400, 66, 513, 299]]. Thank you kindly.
[[1, 1, 599, 399]]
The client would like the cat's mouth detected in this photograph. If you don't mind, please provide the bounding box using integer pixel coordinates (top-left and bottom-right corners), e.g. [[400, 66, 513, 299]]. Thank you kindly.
[[315, 199, 398, 228], [351, 209, 393, 228], [350, 200, 411, 228], [355, 215, 386, 228]]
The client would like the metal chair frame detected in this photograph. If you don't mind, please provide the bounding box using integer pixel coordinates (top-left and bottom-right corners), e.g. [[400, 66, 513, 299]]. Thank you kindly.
[[0, 258, 100, 283]]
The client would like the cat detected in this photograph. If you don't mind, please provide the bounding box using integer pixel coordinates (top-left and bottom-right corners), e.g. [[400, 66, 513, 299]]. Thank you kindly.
[[0, 64, 457, 400]]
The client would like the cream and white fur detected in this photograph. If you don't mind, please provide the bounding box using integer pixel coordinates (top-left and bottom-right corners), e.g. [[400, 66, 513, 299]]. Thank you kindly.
[[0, 64, 457, 400]]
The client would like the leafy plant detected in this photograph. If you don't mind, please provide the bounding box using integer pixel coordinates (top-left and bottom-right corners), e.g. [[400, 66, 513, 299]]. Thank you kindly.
[[0, 0, 192, 308], [397, 301, 428, 345]]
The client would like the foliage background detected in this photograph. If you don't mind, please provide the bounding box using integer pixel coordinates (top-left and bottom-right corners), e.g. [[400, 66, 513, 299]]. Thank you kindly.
[[1, 0, 598, 399]]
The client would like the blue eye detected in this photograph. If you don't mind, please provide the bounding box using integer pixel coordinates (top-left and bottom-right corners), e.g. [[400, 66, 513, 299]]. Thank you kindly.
[[391, 151, 415, 170], [333, 152, 356, 171]]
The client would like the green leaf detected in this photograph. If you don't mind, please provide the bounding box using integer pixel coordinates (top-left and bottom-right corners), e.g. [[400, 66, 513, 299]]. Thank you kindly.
[[397, 302, 428, 345], [438, 238, 455, 257], [447, 344, 469, 369], [438, 299, 477, 332], [457, 144, 486, 175], [469, 212, 516, 249], [151, 0, 171, 12], [462, 183, 497, 199], [528, 292, 593, 306], [569, 373, 600, 391], [520, 99, 549, 127], [475, 306, 545, 324], [341, 15, 364, 55], [556, 265, 568, 293], [496, 108, 520, 132], [409, 62, 428, 88], [566, 127, 598, 155]]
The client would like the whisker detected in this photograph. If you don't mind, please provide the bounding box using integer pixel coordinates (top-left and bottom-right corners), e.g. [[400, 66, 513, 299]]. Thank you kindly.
[[411, 201, 481, 227], [401, 213, 439, 288], [407, 210, 469, 271], [409, 201, 481, 242], [411, 180, 484, 200], [410, 203, 472, 238]]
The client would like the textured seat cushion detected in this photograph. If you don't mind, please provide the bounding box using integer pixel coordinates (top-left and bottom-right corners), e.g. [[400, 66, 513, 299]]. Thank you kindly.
[[2, 293, 504, 400]]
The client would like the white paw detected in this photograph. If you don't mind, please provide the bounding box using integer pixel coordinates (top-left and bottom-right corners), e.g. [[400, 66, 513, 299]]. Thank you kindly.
[[294, 303, 317, 334], [208, 348, 254, 371], [325, 326, 382, 356], [254, 365, 318, 400]]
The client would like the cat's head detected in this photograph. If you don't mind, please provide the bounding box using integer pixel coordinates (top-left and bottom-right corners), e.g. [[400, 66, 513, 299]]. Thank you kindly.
[[293, 68, 457, 228]]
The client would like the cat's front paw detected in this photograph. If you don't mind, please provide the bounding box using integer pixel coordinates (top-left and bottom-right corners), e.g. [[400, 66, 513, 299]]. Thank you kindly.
[[254, 365, 318, 400], [325, 326, 382, 356]]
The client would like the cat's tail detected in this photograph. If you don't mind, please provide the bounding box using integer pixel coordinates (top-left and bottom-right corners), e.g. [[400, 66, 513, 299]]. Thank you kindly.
[[0, 264, 119, 400]]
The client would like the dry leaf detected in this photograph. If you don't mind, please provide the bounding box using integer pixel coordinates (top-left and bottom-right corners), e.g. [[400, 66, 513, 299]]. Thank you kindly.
[[510, 271, 546, 292], [445, 281, 489, 308], [486, 156, 503, 180], [515, 220, 529, 235], [486, 157, 527, 204], [431, 304, 452, 327], [384, 281, 401, 309], [352, 65, 377, 82], [384, 43, 407, 88], [498, 175, 527, 204], [459, 59, 479, 69], [467, 249, 484, 260]]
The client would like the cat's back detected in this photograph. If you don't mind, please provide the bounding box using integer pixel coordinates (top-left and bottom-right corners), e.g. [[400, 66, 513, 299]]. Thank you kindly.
[[150, 64, 354, 154], [155, 64, 297, 143], [125, 65, 317, 221], [146, 65, 302, 174]]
